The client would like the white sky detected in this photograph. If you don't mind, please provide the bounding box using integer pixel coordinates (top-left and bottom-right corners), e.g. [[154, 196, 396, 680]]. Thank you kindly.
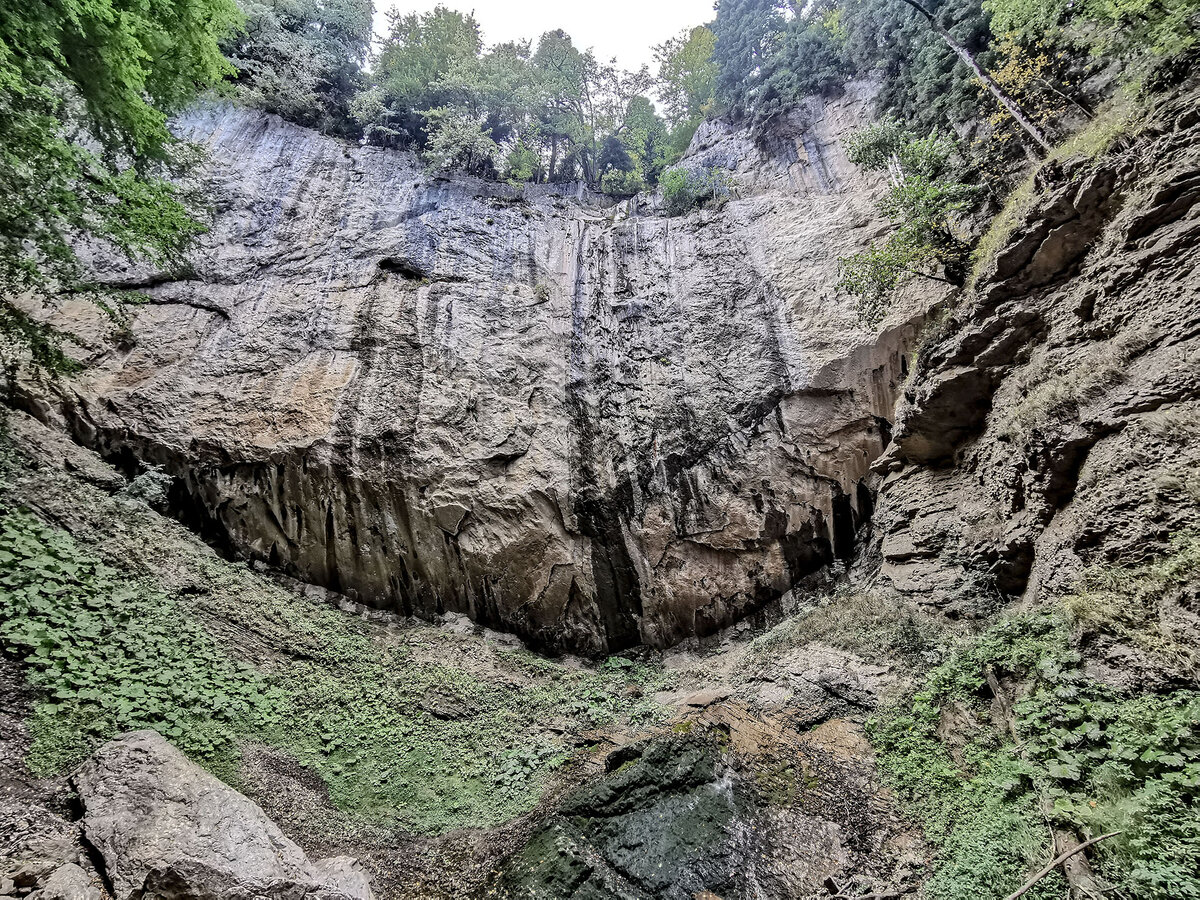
[[374, 0, 718, 73]]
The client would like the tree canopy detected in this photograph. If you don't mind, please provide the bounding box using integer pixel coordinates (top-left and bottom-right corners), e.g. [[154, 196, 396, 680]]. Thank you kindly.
[[346, 9, 668, 188], [0, 0, 241, 371], [222, 0, 373, 136]]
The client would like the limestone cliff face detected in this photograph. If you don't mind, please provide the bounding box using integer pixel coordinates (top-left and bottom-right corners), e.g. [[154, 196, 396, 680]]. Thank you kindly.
[[23, 81, 938, 653], [871, 86, 1200, 683]]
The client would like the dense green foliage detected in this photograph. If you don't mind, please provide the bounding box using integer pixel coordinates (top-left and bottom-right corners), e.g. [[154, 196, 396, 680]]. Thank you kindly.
[[0, 0, 240, 370], [870, 612, 1200, 899], [709, 0, 999, 137], [222, 0, 373, 136], [838, 120, 979, 323], [349, 8, 671, 187], [0, 497, 670, 833], [709, 0, 1195, 144], [661, 166, 733, 216], [0, 510, 280, 777], [712, 0, 853, 130], [654, 25, 720, 154]]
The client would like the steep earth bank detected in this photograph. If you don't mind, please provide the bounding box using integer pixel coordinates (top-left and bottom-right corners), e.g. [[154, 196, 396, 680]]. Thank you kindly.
[[15, 81, 942, 654]]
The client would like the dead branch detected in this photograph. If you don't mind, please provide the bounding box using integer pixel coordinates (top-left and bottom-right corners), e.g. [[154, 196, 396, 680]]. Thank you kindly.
[[1003, 832, 1122, 900]]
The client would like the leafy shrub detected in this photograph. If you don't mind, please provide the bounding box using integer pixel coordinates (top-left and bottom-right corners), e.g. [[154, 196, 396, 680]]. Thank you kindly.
[[661, 166, 732, 216], [839, 122, 980, 326], [420, 106, 499, 176], [121, 463, 174, 508], [504, 140, 540, 184], [600, 170, 646, 196]]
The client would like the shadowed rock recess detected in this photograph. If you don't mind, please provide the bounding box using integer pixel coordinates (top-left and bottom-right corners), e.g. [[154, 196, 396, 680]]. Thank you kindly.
[[18, 81, 936, 654]]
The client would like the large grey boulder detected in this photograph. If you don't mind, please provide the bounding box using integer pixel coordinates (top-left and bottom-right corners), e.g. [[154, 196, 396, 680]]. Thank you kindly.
[[73, 731, 371, 900]]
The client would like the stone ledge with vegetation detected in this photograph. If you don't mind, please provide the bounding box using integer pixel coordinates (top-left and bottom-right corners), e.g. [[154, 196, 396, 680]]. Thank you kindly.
[[2, 0, 1200, 897]]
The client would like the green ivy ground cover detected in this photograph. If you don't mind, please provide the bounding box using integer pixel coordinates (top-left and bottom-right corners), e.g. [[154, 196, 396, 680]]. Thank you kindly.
[[0, 506, 670, 834], [870, 613, 1200, 900]]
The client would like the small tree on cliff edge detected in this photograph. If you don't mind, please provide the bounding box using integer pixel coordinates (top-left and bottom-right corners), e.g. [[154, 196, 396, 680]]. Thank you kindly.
[[896, 0, 1052, 152], [838, 120, 980, 326]]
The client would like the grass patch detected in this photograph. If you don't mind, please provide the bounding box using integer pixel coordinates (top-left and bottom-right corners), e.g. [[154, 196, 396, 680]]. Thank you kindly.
[[1062, 528, 1200, 677], [969, 89, 1147, 289], [745, 590, 955, 672], [0, 509, 281, 779], [0, 502, 672, 834], [869, 613, 1200, 900], [992, 328, 1152, 445]]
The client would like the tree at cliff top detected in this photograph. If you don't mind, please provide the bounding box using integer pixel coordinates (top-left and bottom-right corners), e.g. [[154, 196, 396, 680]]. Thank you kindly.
[[712, 0, 854, 132], [838, 120, 980, 325], [0, 0, 240, 374], [356, 8, 665, 187], [654, 25, 720, 155], [222, 0, 374, 137]]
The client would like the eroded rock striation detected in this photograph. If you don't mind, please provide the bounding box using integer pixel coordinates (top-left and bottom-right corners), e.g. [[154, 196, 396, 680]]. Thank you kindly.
[[20, 81, 939, 653], [871, 85, 1200, 676]]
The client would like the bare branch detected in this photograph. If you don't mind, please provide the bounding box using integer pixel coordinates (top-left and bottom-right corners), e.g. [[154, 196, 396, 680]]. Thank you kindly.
[[1003, 832, 1122, 900]]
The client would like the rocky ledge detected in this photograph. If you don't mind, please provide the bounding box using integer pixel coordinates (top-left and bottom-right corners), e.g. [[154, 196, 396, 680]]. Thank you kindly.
[[18, 81, 942, 654], [871, 84, 1200, 675]]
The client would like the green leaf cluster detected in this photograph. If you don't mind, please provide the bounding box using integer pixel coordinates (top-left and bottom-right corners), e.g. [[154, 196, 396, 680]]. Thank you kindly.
[[0, 510, 281, 776], [653, 25, 720, 155], [1, 0, 240, 369], [838, 121, 979, 324], [712, 0, 854, 133], [355, 10, 671, 186], [660, 166, 733, 216], [870, 610, 1200, 900], [222, 0, 373, 136]]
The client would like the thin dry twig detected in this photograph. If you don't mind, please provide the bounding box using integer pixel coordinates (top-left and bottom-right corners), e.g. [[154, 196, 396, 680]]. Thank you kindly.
[[1003, 831, 1122, 900]]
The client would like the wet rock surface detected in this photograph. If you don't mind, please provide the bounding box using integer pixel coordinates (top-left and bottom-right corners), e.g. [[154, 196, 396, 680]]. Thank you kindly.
[[496, 719, 919, 900], [17, 82, 940, 654]]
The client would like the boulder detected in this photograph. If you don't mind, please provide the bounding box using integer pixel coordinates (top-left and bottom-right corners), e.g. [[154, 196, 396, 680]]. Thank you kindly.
[[73, 731, 371, 900], [31, 864, 100, 900]]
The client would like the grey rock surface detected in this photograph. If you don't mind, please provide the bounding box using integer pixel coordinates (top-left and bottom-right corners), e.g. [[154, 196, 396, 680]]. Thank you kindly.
[[20, 81, 944, 653], [31, 864, 100, 900], [871, 85, 1200, 681], [74, 731, 372, 900]]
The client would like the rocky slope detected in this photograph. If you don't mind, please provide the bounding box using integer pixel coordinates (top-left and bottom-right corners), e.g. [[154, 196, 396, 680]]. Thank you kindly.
[[871, 83, 1200, 682], [0, 409, 922, 900], [16, 80, 940, 655]]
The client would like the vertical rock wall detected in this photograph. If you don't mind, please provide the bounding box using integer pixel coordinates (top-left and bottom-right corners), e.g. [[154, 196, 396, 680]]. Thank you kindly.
[[21, 82, 943, 653], [870, 87, 1200, 682]]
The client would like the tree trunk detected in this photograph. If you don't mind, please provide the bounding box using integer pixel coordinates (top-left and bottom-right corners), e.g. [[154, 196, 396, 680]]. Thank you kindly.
[[897, 0, 1053, 152]]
